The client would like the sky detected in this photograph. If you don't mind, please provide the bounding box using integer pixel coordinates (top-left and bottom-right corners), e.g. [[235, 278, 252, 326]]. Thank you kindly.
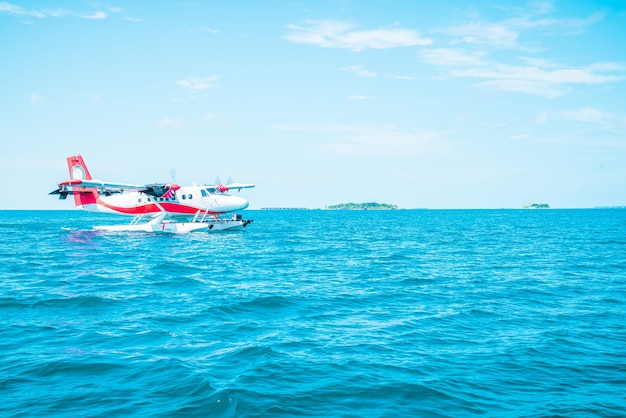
[[1, 0, 625, 209]]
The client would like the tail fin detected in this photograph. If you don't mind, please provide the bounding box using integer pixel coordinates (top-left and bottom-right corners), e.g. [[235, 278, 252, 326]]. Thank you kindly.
[[67, 155, 93, 180], [66, 155, 98, 208]]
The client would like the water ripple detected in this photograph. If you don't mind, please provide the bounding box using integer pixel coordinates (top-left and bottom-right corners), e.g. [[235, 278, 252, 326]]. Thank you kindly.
[[1, 209, 625, 417]]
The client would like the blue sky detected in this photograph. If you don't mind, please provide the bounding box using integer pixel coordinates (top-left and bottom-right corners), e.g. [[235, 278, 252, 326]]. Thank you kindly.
[[1, 0, 625, 209]]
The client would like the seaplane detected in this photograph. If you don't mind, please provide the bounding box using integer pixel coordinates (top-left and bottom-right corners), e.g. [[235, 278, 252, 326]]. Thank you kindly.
[[49, 155, 255, 233]]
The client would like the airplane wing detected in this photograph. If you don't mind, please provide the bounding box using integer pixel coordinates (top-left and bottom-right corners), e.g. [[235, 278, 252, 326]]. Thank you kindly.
[[205, 183, 255, 193], [50, 179, 180, 198], [224, 183, 255, 191], [58, 179, 147, 190]]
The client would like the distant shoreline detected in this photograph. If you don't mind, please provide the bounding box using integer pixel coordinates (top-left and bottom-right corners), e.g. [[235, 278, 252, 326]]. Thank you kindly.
[[2, 206, 625, 211], [326, 202, 398, 210]]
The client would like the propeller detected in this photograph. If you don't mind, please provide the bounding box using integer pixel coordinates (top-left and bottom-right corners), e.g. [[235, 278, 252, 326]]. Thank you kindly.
[[142, 183, 180, 198]]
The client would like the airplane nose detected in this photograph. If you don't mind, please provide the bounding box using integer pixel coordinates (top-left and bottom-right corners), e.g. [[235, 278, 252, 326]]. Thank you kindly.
[[230, 195, 249, 211]]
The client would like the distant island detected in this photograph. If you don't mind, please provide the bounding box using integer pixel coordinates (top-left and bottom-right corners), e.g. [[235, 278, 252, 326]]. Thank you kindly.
[[326, 202, 398, 210], [523, 203, 550, 209]]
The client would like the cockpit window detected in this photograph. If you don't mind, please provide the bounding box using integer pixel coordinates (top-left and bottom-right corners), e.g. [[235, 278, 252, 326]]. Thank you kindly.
[[205, 187, 225, 195]]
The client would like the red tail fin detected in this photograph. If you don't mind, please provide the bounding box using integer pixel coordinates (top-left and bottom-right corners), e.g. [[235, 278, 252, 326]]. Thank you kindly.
[[66, 155, 98, 208], [67, 155, 93, 180]]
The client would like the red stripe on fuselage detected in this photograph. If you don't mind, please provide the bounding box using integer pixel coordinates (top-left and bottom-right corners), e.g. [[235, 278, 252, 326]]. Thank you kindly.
[[93, 195, 218, 215]]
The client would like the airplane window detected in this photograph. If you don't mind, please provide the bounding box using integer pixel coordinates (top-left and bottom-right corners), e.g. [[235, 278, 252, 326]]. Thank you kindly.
[[138, 198, 142, 203], [188, 194, 193, 199], [182, 195, 186, 200], [201, 190, 207, 197]]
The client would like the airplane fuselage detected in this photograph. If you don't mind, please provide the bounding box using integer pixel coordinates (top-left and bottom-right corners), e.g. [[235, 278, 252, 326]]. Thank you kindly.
[[78, 184, 249, 217]]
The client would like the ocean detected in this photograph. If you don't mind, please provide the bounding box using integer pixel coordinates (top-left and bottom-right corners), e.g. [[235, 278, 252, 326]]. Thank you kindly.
[[1, 209, 625, 417]]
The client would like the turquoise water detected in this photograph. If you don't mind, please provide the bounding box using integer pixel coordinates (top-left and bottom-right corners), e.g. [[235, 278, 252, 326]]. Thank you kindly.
[[1, 209, 625, 417]]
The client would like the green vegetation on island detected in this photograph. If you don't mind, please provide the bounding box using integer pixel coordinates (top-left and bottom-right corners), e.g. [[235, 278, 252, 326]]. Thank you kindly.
[[326, 202, 398, 210], [523, 203, 550, 209]]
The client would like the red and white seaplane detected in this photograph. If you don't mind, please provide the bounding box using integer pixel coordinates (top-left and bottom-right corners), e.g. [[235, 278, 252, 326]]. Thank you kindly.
[[50, 155, 255, 233]]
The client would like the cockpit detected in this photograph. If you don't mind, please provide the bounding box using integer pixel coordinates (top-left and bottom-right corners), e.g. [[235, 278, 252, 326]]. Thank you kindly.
[[201, 186, 227, 197]]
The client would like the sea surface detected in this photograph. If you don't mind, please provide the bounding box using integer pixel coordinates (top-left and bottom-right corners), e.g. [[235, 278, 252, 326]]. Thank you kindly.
[[1, 209, 625, 417]]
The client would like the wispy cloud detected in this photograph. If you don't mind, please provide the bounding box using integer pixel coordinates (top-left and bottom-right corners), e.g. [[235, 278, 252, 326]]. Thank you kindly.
[[557, 107, 626, 133], [439, 4, 603, 49], [82, 11, 107, 20], [274, 123, 449, 157], [534, 111, 549, 124], [0, 2, 45, 18], [156, 117, 184, 129], [29, 93, 43, 104], [0, 1, 109, 19], [324, 125, 447, 157], [421, 31, 624, 97], [285, 20, 432, 51], [443, 21, 520, 48], [477, 78, 569, 98], [559, 107, 609, 123], [340, 65, 378, 77], [176, 75, 219, 92], [532, 107, 625, 135], [420, 48, 486, 67], [447, 61, 625, 98], [185, 27, 219, 34], [417, 2, 621, 97]]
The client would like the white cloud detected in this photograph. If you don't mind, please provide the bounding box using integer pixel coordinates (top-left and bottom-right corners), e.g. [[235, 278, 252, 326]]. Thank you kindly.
[[324, 125, 447, 157], [185, 27, 219, 34], [534, 111, 549, 124], [439, 5, 603, 49], [475, 78, 570, 98], [176, 75, 219, 92], [0, 2, 109, 19], [444, 21, 519, 48], [439, 60, 624, 98], [418, 3, 619, 98], [340, 65, 378, 77], [557, 107, 626, 133], [29, 93, 43, 104], [156, 117, 184, 129], [285, 20, 432, 51], [0, 2, 45, 17], [420, 48, 486, 67], [455, 61, 623, 83], [530, 107, 626, 134], [274, 123, 449, 157], [81, 11, 107, 19], [559, 107, 608, 123]]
